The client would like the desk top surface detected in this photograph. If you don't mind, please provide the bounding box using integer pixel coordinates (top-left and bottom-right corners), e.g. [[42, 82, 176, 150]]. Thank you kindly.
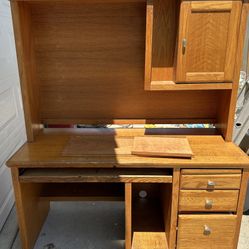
[[7, 128, 249, 169]]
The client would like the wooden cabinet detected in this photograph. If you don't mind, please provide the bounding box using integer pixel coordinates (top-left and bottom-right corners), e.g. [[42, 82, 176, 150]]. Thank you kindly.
[[176, 1, 241, 83], [177, 169, 243, 248]]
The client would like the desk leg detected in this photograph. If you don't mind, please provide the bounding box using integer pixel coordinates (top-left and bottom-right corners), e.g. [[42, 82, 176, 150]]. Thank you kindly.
[[11, 168, 50, 249], [233, 169, 249, 249], [125, 183, 132, 249]]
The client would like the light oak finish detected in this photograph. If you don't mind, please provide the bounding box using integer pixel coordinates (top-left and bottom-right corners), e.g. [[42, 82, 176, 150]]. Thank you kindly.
[[180, 174, 241, 189], [125, 183, 132, 249], [29, 1, 220, 123], [168, 168, 180, 249], [144, 0, 153, 89], [7, 130, 249, 168], [11, 2, 41, 141], [132, 232, 168, 249], [132, 137, 193, 158], [145, 0, 179, 89], [177, 214, 237, 249], [179, 189, 239, 212], [11, 168, 49, 249], [7, 1, 249, 249], [181, 169, 242, 175], [176, 1, 241, 82], [19, 168, 172, 183], [149, 82, 233, 90]]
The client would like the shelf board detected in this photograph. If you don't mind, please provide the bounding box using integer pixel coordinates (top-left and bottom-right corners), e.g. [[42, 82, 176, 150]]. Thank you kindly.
[[132, 231, 168, 249], [149, 81, 233, 91]]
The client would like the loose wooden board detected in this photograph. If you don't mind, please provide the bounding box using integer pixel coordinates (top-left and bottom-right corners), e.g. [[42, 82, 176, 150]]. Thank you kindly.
[[131, 137, 193, 158]]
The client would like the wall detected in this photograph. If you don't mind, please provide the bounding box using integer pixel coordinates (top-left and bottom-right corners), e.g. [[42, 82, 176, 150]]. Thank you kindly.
[[0, 0, 26, 230]]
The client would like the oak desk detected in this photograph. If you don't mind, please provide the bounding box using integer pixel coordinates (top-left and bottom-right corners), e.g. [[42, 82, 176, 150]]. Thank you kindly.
[[7, 128, 249, 249], [8, 0, 249, 248]]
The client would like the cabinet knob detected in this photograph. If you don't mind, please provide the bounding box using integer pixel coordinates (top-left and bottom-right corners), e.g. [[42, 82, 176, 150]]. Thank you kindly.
[[204, 225, 212, 236], [205, 199, 213, 209], [182, 38, 187, 54], [207, 180, 216, 188]]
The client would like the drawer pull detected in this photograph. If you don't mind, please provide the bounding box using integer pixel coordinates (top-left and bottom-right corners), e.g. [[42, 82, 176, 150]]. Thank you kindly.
[[205, 199, 213, 209], [207, 180, 216, 188], [203, 225, 212, 235]]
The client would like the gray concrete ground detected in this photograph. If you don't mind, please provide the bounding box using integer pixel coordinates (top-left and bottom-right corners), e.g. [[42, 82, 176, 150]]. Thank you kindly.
[[1, 202, 249, 249]]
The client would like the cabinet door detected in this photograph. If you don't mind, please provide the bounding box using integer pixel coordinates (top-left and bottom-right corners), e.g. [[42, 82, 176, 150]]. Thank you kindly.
[[176, 1, 241, 83]]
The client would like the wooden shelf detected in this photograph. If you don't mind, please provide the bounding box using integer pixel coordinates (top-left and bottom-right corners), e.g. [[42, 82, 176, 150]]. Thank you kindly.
[[132, 198, 168, 249], [149, 81, 233, 91], [132, 232, 168, 249]]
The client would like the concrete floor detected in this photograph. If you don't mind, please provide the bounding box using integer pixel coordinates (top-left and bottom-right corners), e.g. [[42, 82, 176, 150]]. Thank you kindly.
[[1, 202, 249, 249]]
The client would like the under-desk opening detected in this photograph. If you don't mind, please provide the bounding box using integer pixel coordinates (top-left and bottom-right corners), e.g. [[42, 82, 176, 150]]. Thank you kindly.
[[35, 201, 125, 249], [132, 183, 172, 249]]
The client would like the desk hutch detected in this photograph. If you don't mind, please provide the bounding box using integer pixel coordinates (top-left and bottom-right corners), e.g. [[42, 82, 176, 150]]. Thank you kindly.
[[7, 0, 249, 248]]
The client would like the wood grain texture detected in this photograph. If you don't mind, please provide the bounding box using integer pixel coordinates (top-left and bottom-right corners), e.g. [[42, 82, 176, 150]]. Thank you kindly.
[[19, 168, 173, 183], [11, 168, 49, 249], [11, 1, 41, 141], [177, 214, 237, 249], [168, 168, 180, 249], [180, 174, 241, 189], [132, 232, 168, 249], [125, 183, 132, 249], [132, 137, 193, 158], [150, 0, 178, 82], [144, 0, 153, 89], [233, 169, 249, 249], [6, 130, 249, 168], [181, 169, 242, 175], [149, 82, 232, 90], [29, 1, 219, 123], [176, 1, 241, 83], [179, 189, 239, 212]]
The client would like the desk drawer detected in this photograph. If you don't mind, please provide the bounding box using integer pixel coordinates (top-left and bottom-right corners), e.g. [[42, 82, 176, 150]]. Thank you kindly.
[[177, 214, 237, 249], [180, 174, 241, 190], [179, 190, 239, 212]]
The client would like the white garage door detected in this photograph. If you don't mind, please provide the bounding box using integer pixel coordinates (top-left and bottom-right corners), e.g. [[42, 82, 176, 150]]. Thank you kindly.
[[0, 0, 26, 230]]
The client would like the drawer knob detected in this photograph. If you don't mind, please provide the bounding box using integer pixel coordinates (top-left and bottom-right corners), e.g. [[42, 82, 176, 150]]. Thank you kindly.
[[207, 180, 216, 188], [204, 225, 212, 235], [205, 199, 213, 209]]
